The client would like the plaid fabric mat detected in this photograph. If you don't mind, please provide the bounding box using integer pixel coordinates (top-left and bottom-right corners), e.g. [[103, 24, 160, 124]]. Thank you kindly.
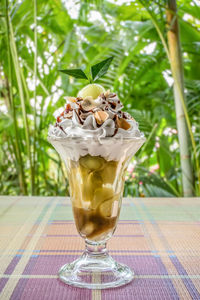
[[0, 196, 200, 300]]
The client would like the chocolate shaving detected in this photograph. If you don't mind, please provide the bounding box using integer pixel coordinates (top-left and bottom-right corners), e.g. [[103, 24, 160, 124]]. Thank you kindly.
[[122, 112, 126, 119], [122, 111, 134, 120], [100, 93, 106, 100], [55, 123, 67, 134], [76, 97, 83, 101], [113, 115, 117, 122], [75, 110, 83, 125], [109, 93, 116, 98], [65, 103, 72, 112], [109, 101, 117, 109], [57, 116, 61, 123], [112, 127, 118, 137]]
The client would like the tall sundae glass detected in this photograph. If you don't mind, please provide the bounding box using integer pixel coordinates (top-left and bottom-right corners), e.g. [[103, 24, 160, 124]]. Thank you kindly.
[[48, 84, 145, 289]]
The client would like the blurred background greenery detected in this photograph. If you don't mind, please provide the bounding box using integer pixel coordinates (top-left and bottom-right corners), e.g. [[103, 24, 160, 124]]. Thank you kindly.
[[0, 0, 200, 197]]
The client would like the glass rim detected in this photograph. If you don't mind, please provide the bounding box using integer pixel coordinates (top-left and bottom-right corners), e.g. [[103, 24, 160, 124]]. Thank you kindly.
[[48, 134, 146, 142]]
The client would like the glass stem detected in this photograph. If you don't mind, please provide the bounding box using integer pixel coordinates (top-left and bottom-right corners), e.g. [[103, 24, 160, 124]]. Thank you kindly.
[[85, 240, 108, 257]]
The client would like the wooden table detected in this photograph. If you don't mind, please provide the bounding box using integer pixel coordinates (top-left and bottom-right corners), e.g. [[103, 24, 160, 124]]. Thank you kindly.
[[0, 196, 200, 299]]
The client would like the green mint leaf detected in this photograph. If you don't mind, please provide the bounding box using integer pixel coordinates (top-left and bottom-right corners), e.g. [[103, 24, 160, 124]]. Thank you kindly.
[[91, 56, 114, 81], [59, 68, 88, 80]]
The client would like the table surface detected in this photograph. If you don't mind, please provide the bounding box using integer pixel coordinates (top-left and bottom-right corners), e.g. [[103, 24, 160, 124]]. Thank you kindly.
[[0, 196, 200, 300]]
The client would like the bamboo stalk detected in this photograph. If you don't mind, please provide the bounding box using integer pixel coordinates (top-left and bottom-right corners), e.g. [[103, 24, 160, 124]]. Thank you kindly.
[[23, 62, 50, 96], [5, 0, 27, 194], [41, 151, 48, 189], [8, 14, 34, 194], [19, 68, 30, 103], [139, 0, 199, 195], [33, 0, 38, 195], [166, 0, 194, 196]]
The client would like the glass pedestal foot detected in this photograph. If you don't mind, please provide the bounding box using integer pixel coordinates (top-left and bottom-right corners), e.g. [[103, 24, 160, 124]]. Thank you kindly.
[[58, 242, 134, 289]]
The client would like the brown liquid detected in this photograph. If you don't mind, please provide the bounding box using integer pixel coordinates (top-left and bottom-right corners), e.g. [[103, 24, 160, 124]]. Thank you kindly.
[[67, 154, 125, 241], [73, 206, 118, 240]]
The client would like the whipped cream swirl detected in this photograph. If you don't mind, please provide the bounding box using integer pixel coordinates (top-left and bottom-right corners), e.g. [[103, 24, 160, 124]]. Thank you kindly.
[[48, 91, 141, 140]]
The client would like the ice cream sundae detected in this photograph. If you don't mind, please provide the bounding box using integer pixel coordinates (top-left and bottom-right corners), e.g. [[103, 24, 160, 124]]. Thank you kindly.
[[48, 57, 145, 289]]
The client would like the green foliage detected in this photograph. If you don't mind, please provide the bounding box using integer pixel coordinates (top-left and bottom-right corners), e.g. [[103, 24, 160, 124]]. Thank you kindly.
[[0, 0, 199, 196]]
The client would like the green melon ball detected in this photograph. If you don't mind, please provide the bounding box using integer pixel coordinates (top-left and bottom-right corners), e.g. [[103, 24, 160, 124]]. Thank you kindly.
[[80, 155, 105, 171], [78, 84, 105, 100]]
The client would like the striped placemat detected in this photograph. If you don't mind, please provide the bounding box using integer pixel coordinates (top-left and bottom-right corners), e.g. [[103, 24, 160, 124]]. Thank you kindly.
[[0, 196, 200, 299]]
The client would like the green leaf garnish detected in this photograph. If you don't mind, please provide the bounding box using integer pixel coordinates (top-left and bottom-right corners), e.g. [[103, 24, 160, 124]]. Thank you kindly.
[[59, 57, 114, 82], [59, 68, 88, 80], [91, 56, 114, 82]]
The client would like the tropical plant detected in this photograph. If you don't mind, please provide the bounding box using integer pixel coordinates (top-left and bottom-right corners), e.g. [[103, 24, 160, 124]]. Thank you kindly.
[[0, 0, 199, 197]]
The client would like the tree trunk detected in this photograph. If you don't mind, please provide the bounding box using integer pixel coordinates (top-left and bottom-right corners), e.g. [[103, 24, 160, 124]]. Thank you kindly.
[[166, 0, 194, 196]]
